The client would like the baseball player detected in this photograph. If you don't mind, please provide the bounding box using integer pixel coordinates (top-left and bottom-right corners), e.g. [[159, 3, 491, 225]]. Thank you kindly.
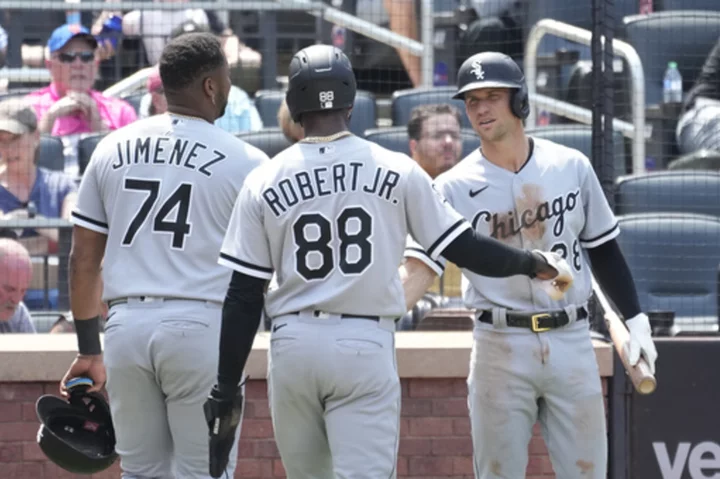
[[203, 44, 574, 479], [59, 32, 268, 478], [403, 51, 659, 478]]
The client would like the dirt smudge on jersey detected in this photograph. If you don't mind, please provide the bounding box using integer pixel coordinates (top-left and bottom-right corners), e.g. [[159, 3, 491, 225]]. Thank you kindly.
[[515, 183, 547, 244], [576, 459, 595, 475]]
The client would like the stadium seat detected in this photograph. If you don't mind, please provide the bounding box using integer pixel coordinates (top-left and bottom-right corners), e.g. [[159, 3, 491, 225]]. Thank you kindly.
[[657, 0, 718, 11], [524, 0, 637, 62], [37, 135, 65, 172], [253, 89, 377, 136], [667, 148, 720, 171], [623, 11, 720, 106], [78, 133, 108, 176], [615, 170, 720, 217], [391, 86, 471, 129], [615, 213, 720, 334], [121, 91, 146, 115], [348, 91, 378, 135], [526, 125, 629, 174], [253, 89, 285, 128], [236, 127, 293, 158], [364, 127, 480, 158]]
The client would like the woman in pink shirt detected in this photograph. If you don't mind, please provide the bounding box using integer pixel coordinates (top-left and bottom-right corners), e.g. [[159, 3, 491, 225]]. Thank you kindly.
[[26, 24, 136, 137]]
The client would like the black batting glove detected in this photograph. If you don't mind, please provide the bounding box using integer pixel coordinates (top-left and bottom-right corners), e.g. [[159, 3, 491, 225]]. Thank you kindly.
[[203, 383, 245, 478]]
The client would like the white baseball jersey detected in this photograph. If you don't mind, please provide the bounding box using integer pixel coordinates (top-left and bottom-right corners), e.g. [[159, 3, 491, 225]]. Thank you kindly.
[[406, 137, 619, 311], [219, 135, 470, 318], [71, 113, 269, 303]]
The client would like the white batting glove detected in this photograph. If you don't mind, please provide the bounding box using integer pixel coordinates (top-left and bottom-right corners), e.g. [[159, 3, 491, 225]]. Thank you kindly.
[[625, 313, 658, 375], [532, 250, 574, 301]]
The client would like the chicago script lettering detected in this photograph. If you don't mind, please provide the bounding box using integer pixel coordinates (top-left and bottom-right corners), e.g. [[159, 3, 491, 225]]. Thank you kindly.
[[471, 189, 580, 239]]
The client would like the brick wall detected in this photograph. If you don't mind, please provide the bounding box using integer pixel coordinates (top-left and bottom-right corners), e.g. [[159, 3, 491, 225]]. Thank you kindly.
[[0, 378, 608, 478]]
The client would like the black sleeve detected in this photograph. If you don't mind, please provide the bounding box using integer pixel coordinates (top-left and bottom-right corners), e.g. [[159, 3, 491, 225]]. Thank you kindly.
[[216, 271, 267, 395], [441, 228, 539, 278], [587, 239, 642, 320], [685, 37, 720, 111]]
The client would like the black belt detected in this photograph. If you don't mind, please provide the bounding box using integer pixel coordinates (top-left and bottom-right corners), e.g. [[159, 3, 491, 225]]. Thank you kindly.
[[288, 311, 380, 322], [108, 297, 216, 308], [477, 307, 587, 332]]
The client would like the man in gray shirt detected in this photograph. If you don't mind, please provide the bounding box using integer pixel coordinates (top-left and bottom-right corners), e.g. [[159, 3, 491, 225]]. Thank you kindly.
[[0, 238, 36, 333]]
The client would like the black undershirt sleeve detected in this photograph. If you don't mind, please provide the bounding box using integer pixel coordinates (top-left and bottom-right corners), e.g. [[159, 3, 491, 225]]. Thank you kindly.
[[216, 271, 267, 396], [587, 239, 642, 320], [441, 228, 539, 278]]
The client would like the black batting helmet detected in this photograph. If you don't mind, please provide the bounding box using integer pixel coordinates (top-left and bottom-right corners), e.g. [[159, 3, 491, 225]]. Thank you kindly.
[[36, 377, 118, 474], [453, 51, 530, 120], [286, 44, 357, 123]]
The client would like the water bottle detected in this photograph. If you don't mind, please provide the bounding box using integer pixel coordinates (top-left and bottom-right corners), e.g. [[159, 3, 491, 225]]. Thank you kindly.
[[663, 61, 683, 104]]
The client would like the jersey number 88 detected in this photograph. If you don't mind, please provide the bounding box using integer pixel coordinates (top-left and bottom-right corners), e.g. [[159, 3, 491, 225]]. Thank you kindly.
[[293, 206, 373, 281], [550, 239, 582, 272]]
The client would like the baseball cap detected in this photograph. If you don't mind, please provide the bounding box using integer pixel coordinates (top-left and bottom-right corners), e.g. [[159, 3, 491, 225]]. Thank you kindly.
[[47, 24, 98, 54], [0, 98, 38, 135]]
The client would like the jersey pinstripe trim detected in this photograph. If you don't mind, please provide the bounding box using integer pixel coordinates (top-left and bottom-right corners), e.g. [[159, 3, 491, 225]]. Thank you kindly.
[[405, 247, 445, 276], [218, 252, 274, 280], [70, 211, 109, 234], [580, 222, 620, 249], [425, 219, 471, 260]]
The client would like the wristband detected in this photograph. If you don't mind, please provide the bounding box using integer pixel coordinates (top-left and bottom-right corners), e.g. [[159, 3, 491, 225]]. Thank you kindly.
[[75, 315, 103, 356]]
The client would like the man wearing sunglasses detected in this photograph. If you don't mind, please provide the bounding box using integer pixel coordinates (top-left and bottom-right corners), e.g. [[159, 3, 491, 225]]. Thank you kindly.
[[26, 24, 136, 140]]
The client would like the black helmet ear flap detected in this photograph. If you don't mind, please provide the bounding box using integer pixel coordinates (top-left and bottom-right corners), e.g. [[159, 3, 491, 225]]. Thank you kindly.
[[35, 378, 118, 474]]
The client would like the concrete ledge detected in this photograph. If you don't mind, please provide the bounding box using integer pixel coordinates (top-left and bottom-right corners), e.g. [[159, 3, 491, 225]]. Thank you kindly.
[[0, 332, 614, 382]]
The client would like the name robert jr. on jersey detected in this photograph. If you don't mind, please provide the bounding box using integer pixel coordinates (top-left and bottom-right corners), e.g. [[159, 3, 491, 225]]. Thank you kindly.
[[263, 162, 401, 218], [471, 188, 580, 239], [111, 137, 227, 177]]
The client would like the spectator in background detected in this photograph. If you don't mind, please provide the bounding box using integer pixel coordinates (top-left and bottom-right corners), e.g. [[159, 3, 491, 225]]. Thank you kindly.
[[398, 104, 464, 331], [0, 98, 78, 257], [407, 103, 463, 178], [26, 24, 137, 138], [676, 36, 720, 155], [328, 0, 421, 94], [0, 239, 35, 333], [138, 22, 263, 135], [25, 24, 136, 177], [138, 67, 167, 119], [277, 98, 304, 143]]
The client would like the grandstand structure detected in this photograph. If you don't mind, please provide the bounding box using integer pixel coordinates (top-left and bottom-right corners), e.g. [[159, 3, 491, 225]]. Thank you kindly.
[[0, 0, 718, 341]]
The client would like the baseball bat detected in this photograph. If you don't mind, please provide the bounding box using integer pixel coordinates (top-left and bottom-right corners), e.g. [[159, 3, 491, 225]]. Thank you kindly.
[[591, 277, 657, 395]]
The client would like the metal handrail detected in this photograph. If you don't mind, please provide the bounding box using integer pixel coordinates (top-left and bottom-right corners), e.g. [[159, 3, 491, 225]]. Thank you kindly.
[[524, 19, 648, 174], [0, 219, 73, 229], [1, 0, 433, 87]]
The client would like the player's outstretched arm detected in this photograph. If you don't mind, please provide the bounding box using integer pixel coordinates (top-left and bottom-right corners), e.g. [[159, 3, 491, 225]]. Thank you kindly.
[[587, 239, 657, 373], [400, 258, 438, 311], [441, 228, 555, 280], [204, 271, 267, 478]]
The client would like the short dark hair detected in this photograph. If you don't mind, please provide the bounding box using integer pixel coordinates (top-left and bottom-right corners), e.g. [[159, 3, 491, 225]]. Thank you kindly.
[[159, 32, 226, 92], [407, 104, 462, 141]]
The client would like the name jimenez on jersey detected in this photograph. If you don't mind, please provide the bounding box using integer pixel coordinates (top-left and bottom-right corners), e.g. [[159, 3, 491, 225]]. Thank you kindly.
[[110, 136, 228, 177], [262, 162, 401, 218]]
